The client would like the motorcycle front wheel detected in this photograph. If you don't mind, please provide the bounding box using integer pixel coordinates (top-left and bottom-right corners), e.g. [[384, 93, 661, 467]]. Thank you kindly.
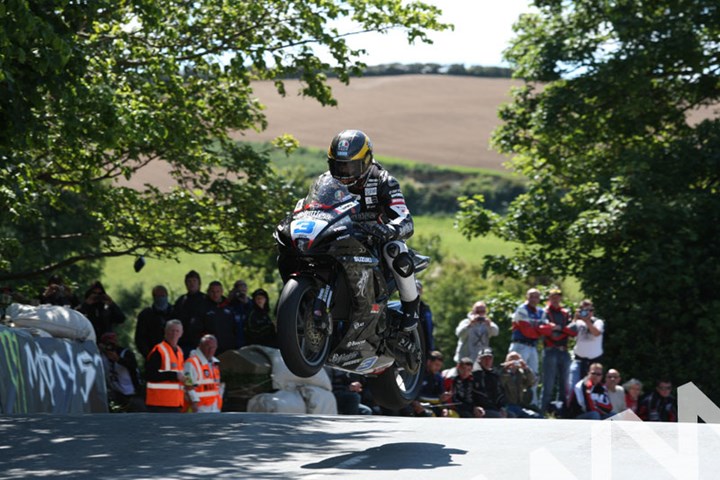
[[368, 326, 426, 410], [277, 276, 331, 378]]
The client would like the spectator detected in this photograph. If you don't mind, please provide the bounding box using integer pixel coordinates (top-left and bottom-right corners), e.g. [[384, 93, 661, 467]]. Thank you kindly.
[[500, 351, 543, 419], [145, 319, 186, 413], [98, 332, 145, 412], [184, 334, 224, 413], [174, 270, 210, 357], [567, 299, 604, 403], [327, 367, 372, 415], [417, 350, 452, 417], [638, 379, 677, 422], [568, 362, 613, 420], [245, 288, 277, 348], [416, 280, 436, 354], [202, 281, 237, 355], [623, 378, 643, 414], [39, 274, 79, 307], [605, 368, 627, 414], [449, 357, 484, 418], [77, 280, 125, 340], [134, 285, 174, 358], [472, 348, 512, 418], [541, 288, 577, 414], [228, 279, 251, 348], [453, 300, 499, 364], [509, 288, 555, 406]]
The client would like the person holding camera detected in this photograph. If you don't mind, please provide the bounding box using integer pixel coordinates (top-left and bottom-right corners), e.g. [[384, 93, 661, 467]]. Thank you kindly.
[[99, 332, 145, 412], [77, 280, 125, 341], [500, 351, 543, 418], [453, 301, 499, 365], [39, 274, 79, 307], [566, 299, 604, 404]]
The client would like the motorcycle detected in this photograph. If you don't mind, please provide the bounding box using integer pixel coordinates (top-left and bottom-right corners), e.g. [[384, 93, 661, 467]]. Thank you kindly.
[[274, 174, 430, 410]]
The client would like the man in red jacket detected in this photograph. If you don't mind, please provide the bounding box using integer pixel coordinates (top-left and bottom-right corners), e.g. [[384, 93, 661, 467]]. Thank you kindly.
[[508, 288, 556, 406]]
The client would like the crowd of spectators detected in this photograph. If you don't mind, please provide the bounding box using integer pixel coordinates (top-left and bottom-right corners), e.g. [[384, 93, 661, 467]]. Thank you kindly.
[[32, 272, 676, 420], [393, 287, 677, 422]]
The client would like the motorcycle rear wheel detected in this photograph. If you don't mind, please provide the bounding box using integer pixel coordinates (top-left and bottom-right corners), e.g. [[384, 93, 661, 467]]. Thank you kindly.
[[277, 277, 331, 378], [368, 326, 426, 410]]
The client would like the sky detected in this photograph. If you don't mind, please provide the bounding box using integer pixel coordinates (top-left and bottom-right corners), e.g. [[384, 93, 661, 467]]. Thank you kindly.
[[339, 0, 535, 67]]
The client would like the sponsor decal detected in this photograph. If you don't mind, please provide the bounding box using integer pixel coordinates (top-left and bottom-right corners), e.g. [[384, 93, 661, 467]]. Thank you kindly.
[[356, 356, 378, 371], [370, 304, 381, 314], [365, 196, 377, 205], [335, 201, 359, 213], [365, 187, 378, 196], [353, 256, 374, 263], [337, 234, 350, 241], [338, 139, 350, 151], [345, 340, 367, 348], [342, 358, 363, 366], [357, 270, 370, 297], [329, 352, 360, 364], [352, 322, 366, 330], [297, 211, 333, 221]]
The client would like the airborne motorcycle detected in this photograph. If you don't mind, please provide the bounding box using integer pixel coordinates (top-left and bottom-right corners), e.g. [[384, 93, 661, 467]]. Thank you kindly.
[[274, 175, 430, 409]]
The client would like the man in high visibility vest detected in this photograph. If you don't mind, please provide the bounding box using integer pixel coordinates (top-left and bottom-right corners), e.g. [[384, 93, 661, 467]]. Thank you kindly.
[[145, 319, 187, 412], [184, 334, 224, 413]]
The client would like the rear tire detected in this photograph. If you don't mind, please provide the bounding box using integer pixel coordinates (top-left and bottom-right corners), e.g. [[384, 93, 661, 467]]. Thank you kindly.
[[276, 277, 331, 377], [368, 326, 426, 410]]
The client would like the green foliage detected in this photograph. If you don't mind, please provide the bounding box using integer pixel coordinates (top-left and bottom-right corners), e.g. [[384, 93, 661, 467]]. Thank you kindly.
[[459, 0, 720, 400], [0, 0, 449, 284]]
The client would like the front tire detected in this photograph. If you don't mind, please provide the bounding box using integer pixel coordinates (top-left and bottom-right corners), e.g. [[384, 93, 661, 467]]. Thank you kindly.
[[368, 326, 426, 410], [276, 277, 331, 377]]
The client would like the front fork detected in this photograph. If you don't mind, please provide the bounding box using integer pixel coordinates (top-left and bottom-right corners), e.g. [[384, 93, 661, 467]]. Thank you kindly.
[[313, 284, 333, 332]]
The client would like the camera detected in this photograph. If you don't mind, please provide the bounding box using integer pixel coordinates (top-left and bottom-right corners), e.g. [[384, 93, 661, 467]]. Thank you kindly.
[[513, 360, 521, 367], [580, 309, 588, 318]]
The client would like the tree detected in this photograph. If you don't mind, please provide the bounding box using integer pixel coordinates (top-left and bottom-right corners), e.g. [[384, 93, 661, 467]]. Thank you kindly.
[[459, 0, 720, 400], [0, 0, 449, 285]]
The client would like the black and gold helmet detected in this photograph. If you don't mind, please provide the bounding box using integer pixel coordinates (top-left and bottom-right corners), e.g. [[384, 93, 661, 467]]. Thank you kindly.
[[327, 130, 373, 187]]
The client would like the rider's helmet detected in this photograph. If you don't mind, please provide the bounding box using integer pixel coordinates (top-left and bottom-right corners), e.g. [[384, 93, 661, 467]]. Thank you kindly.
[[327, 130, 374, 188]]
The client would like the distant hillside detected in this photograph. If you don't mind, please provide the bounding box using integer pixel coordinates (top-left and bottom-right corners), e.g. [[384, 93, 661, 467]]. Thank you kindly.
[[235, 75, 523, 171]]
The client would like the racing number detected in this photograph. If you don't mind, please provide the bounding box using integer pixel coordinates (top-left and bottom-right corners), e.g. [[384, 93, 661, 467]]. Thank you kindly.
[[293, 220, 315, 235]]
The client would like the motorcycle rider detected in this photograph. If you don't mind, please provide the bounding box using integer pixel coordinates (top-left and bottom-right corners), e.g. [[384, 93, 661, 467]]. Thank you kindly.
[[325, 129, 420, 333]]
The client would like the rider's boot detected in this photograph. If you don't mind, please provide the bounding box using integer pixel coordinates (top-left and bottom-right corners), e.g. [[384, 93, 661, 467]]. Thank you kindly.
[[400, 296, 420, 332]]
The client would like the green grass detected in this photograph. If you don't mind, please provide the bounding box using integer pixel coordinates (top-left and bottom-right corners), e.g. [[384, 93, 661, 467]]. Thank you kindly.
[[101, 252, 231, 303], [412, 215, 517, 264]]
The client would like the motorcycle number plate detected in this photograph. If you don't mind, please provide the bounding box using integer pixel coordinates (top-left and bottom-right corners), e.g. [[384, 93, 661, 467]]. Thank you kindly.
[[291, 219, 328, 242]]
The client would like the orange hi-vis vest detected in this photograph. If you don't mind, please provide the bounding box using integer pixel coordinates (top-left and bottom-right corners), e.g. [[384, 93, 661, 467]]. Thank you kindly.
[[185, 354, 222, 410], [145, 341, 185, 407]]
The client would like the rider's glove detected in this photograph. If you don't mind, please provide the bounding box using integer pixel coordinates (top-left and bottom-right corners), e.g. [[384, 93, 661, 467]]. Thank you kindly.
[[369, 223, 398, 243]]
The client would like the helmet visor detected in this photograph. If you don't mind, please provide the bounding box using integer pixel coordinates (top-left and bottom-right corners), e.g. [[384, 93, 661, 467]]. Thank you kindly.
[[329, 159, 364, 180]]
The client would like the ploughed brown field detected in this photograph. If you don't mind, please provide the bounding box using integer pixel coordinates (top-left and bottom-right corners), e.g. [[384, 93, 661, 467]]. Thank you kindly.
[[123, 74, 717, 189], [237, 75, 523, 170]]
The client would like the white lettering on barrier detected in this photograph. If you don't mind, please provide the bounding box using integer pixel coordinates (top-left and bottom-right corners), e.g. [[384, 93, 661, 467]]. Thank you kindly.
[[23, 343, 56, 405], [23, 340, 103, 407]]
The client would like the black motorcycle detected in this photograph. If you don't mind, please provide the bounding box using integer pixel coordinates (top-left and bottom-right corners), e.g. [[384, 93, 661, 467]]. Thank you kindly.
[[274, 174, 430, 410]]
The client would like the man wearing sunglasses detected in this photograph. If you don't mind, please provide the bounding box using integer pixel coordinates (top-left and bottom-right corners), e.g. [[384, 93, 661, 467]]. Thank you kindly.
[[568, 363, 613, 420], [638, 379, 677, 422]]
